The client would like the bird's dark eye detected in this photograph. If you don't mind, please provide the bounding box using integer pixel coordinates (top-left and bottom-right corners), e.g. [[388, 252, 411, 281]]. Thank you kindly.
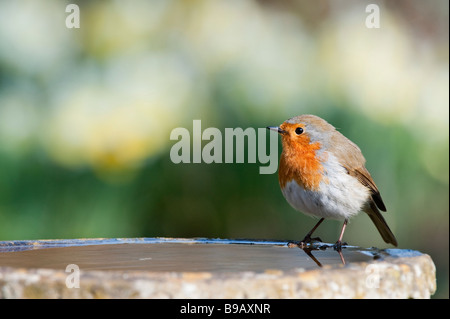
[[295, 127, 304, 135]]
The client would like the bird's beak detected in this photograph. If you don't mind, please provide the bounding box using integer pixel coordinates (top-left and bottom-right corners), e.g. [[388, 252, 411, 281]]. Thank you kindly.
[[267, 126, 287, 135]]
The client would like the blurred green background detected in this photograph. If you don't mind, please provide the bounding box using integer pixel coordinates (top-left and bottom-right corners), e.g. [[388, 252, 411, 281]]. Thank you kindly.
[[0, 0, 448, 297]]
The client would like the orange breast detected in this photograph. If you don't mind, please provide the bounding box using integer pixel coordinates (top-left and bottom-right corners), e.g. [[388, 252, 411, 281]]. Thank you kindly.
[[278, 135, 324, 191]]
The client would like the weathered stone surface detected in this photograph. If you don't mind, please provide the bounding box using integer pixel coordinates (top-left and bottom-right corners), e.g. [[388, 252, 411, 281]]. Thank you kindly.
[[0, 238, 436, 299]]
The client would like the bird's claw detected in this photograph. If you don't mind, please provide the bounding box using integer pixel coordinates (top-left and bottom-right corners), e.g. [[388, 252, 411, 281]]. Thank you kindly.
[[333, 241, 348, 251], [288, 236, 323, 249]]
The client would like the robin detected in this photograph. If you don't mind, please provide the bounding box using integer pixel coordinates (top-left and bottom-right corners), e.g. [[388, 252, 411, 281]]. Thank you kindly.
[[267, 114, 397, 249]]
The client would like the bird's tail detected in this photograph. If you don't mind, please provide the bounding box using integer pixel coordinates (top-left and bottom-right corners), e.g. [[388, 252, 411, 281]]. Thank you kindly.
[[365, 201, 398, 246]]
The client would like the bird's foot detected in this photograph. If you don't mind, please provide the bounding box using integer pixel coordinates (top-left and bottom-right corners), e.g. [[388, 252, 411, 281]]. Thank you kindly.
[[333, 240, 348, 251], [288, 236, 322, 249]]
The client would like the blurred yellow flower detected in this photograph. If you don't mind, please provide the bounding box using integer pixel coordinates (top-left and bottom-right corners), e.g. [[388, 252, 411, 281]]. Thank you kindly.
[[44, 54, 196, 174]]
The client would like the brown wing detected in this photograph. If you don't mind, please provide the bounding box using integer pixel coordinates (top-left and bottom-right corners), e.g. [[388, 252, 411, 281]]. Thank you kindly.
[[329, 132, 386, 212], [350, 168, 386, 212]]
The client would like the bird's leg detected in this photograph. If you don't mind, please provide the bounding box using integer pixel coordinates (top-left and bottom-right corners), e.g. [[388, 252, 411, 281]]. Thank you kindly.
[[302, 217, 325, 243], [290, 218, 324, 248], [333, 219, 348, 251]]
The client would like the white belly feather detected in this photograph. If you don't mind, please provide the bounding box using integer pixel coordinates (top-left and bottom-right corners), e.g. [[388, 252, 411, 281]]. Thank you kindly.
[[281, 153, 370, 220]]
